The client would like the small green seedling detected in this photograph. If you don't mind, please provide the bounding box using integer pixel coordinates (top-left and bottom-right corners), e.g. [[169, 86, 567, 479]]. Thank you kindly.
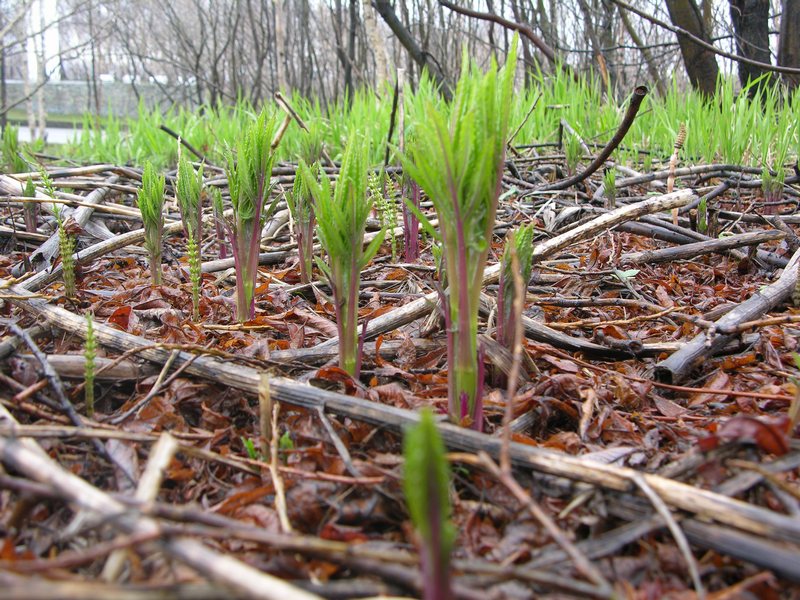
[[84, 313, 96, 417], [137, 162, 166, 286], [176, 151, 205, 320], [403, 408, 455, 600]]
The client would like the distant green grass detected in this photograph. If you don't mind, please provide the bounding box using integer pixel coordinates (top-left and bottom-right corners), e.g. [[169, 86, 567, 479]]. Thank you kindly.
[[13, 70, 800, 174]]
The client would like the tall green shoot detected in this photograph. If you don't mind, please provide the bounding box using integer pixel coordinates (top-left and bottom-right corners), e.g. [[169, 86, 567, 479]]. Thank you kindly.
[[299, 133, 384, 377], [403, 39, 518, 427], [2, 125, 28, 173], [403, 408, 455, 600], [52, 202, 77, 298], [287, 162, 318, 284], [210, 187, 228, 259], [84, 313, 96, 418], [603, 168, 616, 210], [224, 110, 281, 322], [497, 224, 534, 351], [176, 150, 205, 320], [40, 170, 76, 298], [137, 162, 165, 286], [287, 123, 324, 284]]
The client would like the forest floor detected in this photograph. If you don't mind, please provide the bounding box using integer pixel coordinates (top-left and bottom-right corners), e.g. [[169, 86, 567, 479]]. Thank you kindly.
[[0, 152, 799, 599]]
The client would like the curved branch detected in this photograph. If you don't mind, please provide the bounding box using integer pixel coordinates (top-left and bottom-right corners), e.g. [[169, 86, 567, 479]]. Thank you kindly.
[[610, 0, 800, 76], [438, 0, 558, 65], [541, 85, 648, 192]]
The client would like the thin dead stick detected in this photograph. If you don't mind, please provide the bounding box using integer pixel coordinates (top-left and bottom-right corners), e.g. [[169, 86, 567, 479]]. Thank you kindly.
[[316, 406, 362, 478], [668, 123, 686, 225], [109, 349, 182, 424], [0, 530, 161, 573], [102, 433, 180, 581], [4, 195, 143, 218], [628, 472, 705, 599], [507, 91, 542, 147], [477, 451, 612, 594], [269, 401, 293, 533], [501, 233, 525, 475], [259, 375, 272, 461], [547, 306, 678, 330]]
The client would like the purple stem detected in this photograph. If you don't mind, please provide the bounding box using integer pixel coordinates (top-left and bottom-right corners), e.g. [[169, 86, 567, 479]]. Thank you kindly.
[[422, 449, 452, 600]]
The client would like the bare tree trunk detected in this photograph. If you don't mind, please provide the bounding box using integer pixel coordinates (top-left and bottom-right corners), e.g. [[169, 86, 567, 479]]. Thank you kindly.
[[345, 0, 357, 96], [778, 0, 800, 90], [362, 0, 390, 90], [274, 0, 287, 91], [373, 0, 450, 97], [729, 0, 772, 93], [36, 0, 46, 141], [665, 0, 719, 96], [88, 0, 101, 115]]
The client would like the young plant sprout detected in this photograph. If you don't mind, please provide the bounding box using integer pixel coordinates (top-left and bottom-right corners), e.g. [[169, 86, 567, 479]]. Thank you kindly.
[[52, 202, 77, 298], [299, 133, 385, 377], [210, 187, 228, 260], [565, 132, 582, 176], [496, 224, 535, 352], [223, 109, 281, 322], [403, 408, 455, 600], [287, 122, 325, 284], [84, 313, 96, 418], [2, 125, 28, 173], [287, 161, 319, 284], [41, 170, 76, 297], [603, 167, 616, 210], [369, 172, 398, 261], [403, 38, 518, 427], [402, 180, 421, 263], [137, 162, 166, 286], [176, 150, 205, 321]]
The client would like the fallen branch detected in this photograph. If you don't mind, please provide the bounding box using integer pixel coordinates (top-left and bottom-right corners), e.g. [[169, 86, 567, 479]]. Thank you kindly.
[[620, 230, 785, 265], [655, 246, 800, 384]]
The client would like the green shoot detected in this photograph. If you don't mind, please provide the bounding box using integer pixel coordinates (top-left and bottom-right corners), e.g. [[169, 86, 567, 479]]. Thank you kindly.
[[176, 150, 205, 320], [52, 202, 77, 298], [137, 162, 166, 286], [565, 131, 582, 176], [2, 125, 28, 173], [84, 313, 96, 418], [241, 436, 260, 460], [223, 109, 281, 322], [603, 168, 616, 210], [299, 133, 385, 377], [369, 172, 398, 261], [497, 224, 535, 350], [403, 38, 518, 427], [287, 161, 319, 284], [697, 196, 708, 234], [287, 121, 325, 284], [210, 187, 228, 260], [403, 408, 455, 600]]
